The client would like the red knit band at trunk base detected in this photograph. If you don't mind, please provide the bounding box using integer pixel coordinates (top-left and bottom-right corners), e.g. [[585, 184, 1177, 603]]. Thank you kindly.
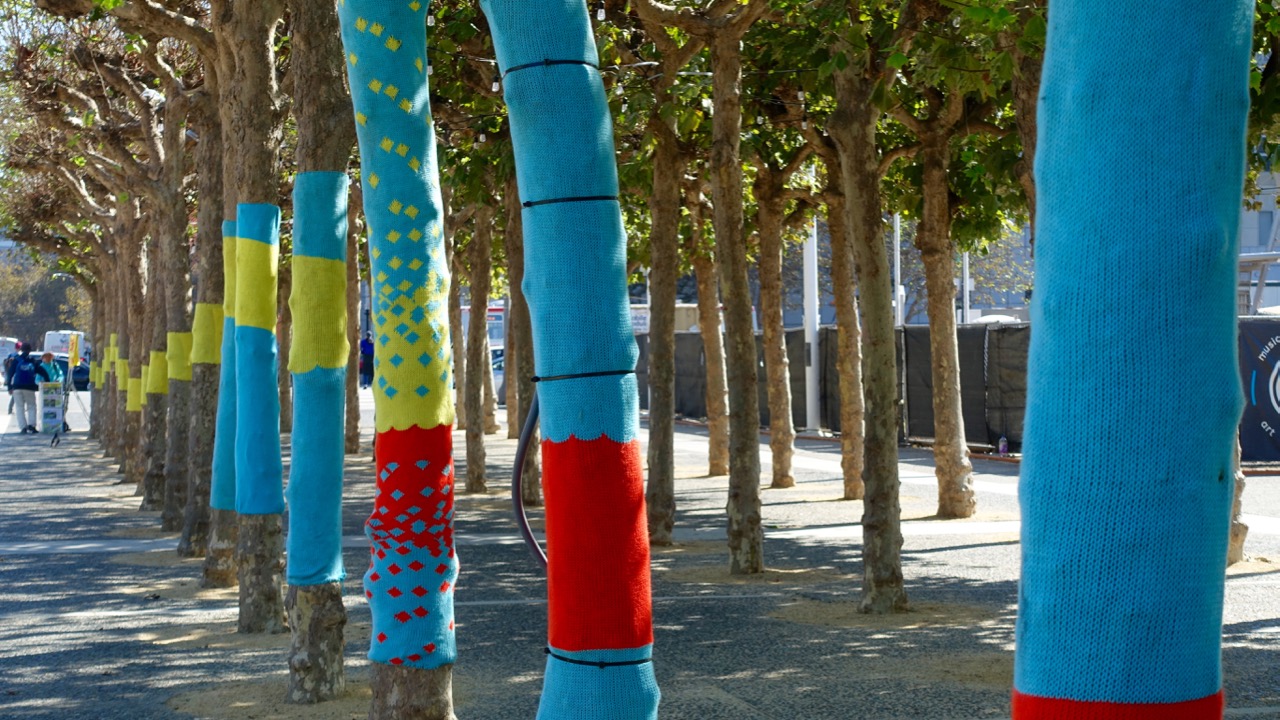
[[1012, 689, 1223, 720]]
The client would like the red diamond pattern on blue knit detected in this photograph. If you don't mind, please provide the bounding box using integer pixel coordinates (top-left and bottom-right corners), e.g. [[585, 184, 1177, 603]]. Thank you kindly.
[[364, 425, 459, 667]]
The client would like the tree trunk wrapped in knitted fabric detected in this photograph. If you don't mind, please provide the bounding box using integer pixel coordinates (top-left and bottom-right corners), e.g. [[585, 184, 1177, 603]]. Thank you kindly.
[[481, 1, 659, 718], [337, 0, 459, 672], [1014, 3, 1252, 718]]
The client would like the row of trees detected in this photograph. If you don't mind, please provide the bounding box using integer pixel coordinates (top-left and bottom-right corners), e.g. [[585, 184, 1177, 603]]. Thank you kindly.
[[2, 0, 1274, 716]]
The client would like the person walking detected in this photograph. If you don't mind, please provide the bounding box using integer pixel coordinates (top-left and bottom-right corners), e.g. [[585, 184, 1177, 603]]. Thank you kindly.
[[5, 344, 50, 434], [359, 331, 374, 389], [3, 342, 18, 415]]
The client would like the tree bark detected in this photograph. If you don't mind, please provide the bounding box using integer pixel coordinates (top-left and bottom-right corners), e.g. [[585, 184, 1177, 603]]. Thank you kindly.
[[693, 250, 730, 476], [916, 135, 975, 519], [180, 89, 224, 558], [345, 191, 362, 455], [645, 115, 683, 545], [1005, 0, 1044, 245], [286, 583, 347, 703], [160, 187, 192, 530], [285, 0, 356, 696], [754, 171, 795, 490], [368, 666, 457, 720], [481, 330, 500, 435], [825, 188, 865, 500], [237, 513, 287, 633], [449, 256, 467, 431], [1229, 437, 1249, 565], [709, 35, 762, 575], [465, 209, 494, 493], [202, 507, 239, 587], [830, 61, 907, 613], [503, 176, 541, 506], [277, 265, 293, 435], [222, 0, 287, 636]]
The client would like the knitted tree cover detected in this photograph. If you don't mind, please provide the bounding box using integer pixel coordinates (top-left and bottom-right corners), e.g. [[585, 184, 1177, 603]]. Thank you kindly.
[[1014, 4, 1252, 718], [210, 221, 238, 513], [286, 172, 351, 587], [234, 204, 284, 516], [337, 0, 458, 669], [480, 1, 659, 717]]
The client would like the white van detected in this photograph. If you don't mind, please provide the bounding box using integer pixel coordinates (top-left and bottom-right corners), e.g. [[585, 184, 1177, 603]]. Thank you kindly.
[[43, 330, 85, 357], [0, 337, 18, 357]]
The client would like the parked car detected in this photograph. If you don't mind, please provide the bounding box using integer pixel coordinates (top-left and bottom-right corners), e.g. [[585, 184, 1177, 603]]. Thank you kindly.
[[49, 353, 90, 391]]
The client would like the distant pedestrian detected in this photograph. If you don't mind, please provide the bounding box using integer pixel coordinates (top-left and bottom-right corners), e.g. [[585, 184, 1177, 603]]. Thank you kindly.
[[3, 341, 18, 415], [359, 332, 374, 389], [5, 343, 50, 434]]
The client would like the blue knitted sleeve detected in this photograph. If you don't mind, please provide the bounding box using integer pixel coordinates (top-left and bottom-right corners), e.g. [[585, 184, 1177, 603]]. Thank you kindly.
[[1014, 2, 1253, 715]]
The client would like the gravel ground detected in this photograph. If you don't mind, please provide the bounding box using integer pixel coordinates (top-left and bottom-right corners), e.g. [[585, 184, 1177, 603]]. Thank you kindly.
[[0, 389, 1277, 719]]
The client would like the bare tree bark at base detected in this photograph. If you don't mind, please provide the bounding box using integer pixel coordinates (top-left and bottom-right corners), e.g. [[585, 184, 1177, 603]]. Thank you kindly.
[[161, 382, 191, 532], [202, 507, 239, 587], [693, 252, 730, 477], [139, 397, 168, 511], [286, 583, 347, 704], [237, 513, 287, 634], [1229, 439, 1249, 565], [368, 664, 456, 720]]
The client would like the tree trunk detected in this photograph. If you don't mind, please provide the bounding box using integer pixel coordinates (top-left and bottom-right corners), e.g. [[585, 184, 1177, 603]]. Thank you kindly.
[[203, 507, 239, 587], [916, 135, 975, 520], [1005, 0, 1044, 246], [693, 250, 730, 476], [465, 209, 494, 493], [180, 89, 224, 558], [830, 62, 907, 613], [345, 189, 362, 455], [481, 330, 500, 435], [825, 188, 865, 500], [368, 666, 457, 720], [449, 259, 467, 431], [755, 175, 795, 490], [225, 0, 287, 636], [237, 513, 287, 633], [709, 35, 762, 575], [286, 583, 347, 703], [286, 0, 357, 697], [645, 117, 683, 544], [1229, 437, 1249, 565], [503, 176, 541, 506], [278, 265, 293, 435], [160, 180, 192, 531], [124, 230, 147, 489]]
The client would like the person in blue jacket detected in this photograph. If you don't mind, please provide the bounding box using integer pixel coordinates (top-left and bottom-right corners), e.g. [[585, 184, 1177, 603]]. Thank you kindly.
[[5, 344, 51, 434]]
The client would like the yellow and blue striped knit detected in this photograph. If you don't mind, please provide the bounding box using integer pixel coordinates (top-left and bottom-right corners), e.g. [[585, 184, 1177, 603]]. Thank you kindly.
[[482, 2, 658, 718], [211, 221, 239, 512], [286, 172, 351, 586], [234, 204, 284, 516], [1014, 4, 1252, 718], [338, 0, 458, 670]]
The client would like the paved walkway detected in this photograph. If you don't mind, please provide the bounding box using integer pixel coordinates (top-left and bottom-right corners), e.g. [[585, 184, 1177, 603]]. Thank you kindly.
[[0, 390, 1278, 719]]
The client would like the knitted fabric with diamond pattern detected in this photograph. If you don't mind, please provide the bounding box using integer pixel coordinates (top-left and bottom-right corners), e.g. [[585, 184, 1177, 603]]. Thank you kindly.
[[337, 0, 458, 669], [1014, 3, 1252, 718], [481, 1, 659, 717]]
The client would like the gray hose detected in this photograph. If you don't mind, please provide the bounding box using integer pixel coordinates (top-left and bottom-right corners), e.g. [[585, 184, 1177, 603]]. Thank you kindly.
[[512, 389, 548, 571]]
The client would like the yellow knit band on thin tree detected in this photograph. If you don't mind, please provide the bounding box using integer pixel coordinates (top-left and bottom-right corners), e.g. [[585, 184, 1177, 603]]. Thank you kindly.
[[167, 332, 193, 381], [191, 303, 224, 365]]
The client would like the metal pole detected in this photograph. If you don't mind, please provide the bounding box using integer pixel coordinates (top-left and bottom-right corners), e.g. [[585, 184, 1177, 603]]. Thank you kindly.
[[962, 251, 971, 324], [894, 213, 904, 326], [803, 208, 821, 431]]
